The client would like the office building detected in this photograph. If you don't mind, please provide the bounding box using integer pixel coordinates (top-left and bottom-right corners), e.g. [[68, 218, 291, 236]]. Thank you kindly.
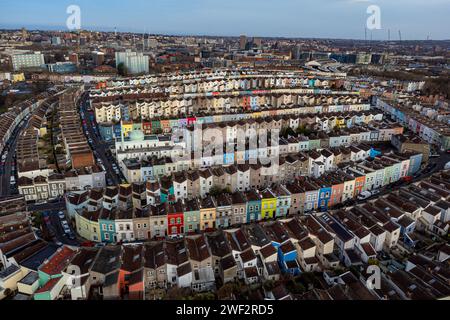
[[115, 50, 149, 75], [11, 52, 45, 71]]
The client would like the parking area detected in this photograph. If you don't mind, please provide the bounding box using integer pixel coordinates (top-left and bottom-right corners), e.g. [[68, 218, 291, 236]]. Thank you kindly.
[[42, 210, 80, 246]]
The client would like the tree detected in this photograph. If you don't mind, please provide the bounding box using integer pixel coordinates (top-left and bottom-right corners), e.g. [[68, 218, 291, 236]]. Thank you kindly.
[[163, 286, 190, 300], [209, 186, 223, 197], [192, 292, 216, 300], [117, 62, 127, 76], [280, 126, 295, 138], [217, 284, 235, 300], [31, 212, 43, 229]]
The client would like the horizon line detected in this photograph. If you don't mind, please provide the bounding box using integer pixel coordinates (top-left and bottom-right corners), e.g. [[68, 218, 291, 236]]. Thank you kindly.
[[1, 24, 449, 42]]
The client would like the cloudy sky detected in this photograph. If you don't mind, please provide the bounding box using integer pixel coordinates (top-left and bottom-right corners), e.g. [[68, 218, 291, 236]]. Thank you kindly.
[[0, 0, 449, 40]]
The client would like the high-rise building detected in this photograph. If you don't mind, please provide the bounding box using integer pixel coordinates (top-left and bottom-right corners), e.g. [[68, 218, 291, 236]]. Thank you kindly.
[[239, 35, 247, 50], [21, 27, 27, 41], [115, 50, 149, 75], [92, 51, 105, 66], [253, 37, 262, 48], [69, 53, 79, 65], [11, 51, 45, 71]]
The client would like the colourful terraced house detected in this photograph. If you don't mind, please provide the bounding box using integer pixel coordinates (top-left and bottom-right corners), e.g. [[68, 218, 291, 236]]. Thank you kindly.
[[142, 121, 152, 135], [121, 121, 133, 137], [200, 196, 217, 231], [318, 185, 332, 211], [113, 123, 122, 138], [246, 189, 262, 223], [184, 198, 201, 234], [167, 201, 185, 237], [260, 189, 277, 220], [99, 213, 117, 243], [75, 210, 101, 242], [151, 119, 161, 133], [274, 185, 291, 218]]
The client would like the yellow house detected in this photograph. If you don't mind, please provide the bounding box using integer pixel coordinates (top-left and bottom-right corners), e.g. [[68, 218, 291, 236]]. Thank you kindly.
[[260, 189, 277, 220], [336, 116, 346, 129], [75, 209, 101, 242], [12, 73, 25, 83], [252, 111, 262, 119], [121, 121, 133, 138], [0, 264, 26, 298], [199, 196, 217, 231], [17, 270, 40, 295], [39, 123, 48, 137]]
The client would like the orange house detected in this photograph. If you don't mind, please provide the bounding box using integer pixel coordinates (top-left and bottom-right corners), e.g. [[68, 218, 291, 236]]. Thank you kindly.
[[118, 245, 144, 300], [127, 270, 144, 300], [329, 182, 344, 207], [354, 175, 366, 196]]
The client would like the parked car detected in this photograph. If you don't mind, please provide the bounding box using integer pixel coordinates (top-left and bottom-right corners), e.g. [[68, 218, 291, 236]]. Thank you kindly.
[[357, 191, 372, 201], [58, 211, 65, 219]]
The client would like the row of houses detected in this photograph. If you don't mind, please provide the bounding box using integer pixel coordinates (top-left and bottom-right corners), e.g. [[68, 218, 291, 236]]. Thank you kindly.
[[100, 107, 379, 140], [17, 166, 106, 203], [377, 98, 450, 150], [102, 69, 341, 92], [2, 222, 448, 300], [94, 92, 367, 123], [67, 151, 424, 243], [93, 75, 334, 96], [16, 96, 59, 180], [57, 86, 96, 170], [121, 149, 423, 196], [120, 144, 373, 184], [2, 170, 448, 300], [114, 119, 405, 179], [0, 91, 55, 155]]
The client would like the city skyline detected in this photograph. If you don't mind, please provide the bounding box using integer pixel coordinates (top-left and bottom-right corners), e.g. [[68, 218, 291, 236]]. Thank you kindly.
[[0, 0, 449, 40]]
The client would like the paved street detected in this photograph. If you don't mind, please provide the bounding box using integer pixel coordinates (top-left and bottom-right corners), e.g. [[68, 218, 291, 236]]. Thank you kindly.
[[42, 209, 80, 246], [79, 93, 125, 186], [0, 116, 30, 196]]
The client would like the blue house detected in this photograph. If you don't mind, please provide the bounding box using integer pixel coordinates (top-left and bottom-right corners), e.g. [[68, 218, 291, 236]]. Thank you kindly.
[[408, 153, 423, 176], [369, 148, 382, 159], [318, 186, 332, 211], [223, 151, 235, 165], [113, 123, 122, 139], [397, 216, 416, 236], [98, 217, 117, 243], [245, 189, 261, 222], [278, 241, 301, 276], [160, 178, 174, 204], [250, 96, 258, 109], [99, 124, 114, 141]]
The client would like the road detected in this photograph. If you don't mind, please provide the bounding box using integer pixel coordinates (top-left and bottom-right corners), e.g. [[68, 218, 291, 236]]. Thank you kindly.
[[42, 209, 80, 246], [345, 150, 450, 207], [0, 116, 30, 196], [79, 93, 125, 186]]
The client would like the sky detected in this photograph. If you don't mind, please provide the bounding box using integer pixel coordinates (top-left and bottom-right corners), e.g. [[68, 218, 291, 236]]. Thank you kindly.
[[0, 0, 449, 40]]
